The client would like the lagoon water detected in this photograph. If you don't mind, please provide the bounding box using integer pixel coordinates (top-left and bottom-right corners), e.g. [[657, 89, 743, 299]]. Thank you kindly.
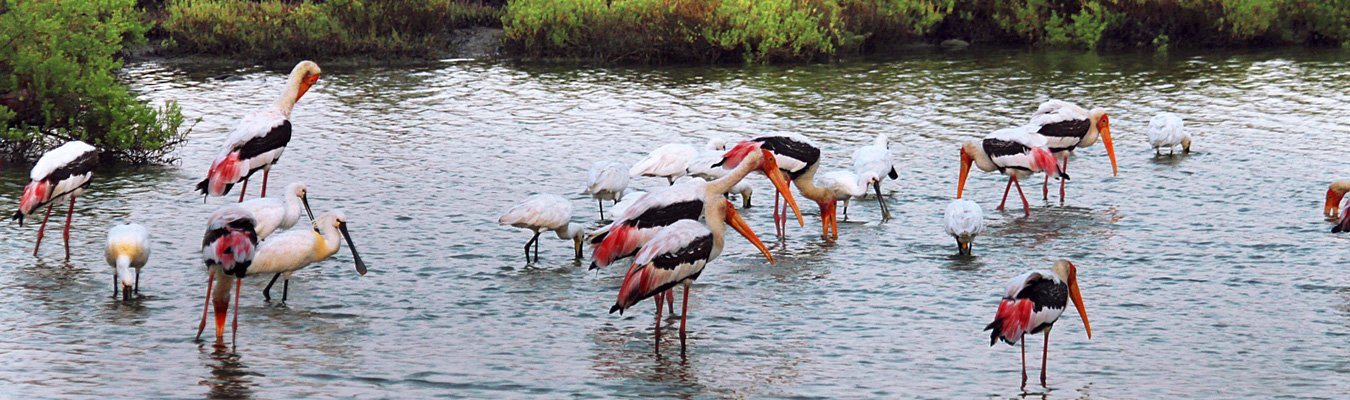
[[1, 48, 1347, 398]]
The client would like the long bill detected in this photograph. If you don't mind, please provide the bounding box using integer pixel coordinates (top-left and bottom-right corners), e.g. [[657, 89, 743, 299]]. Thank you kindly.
[[338, 222, 368, 275], [301, 193, 315, 220], [297, 74, 320, 101], [957, 148, 973, 199], [1100, 122, 1117, 176], [759, 150, 804, 227], [724, 200, 774, 265], [1325, 188, 1344, 218], [1067, 261, 1091, 339]]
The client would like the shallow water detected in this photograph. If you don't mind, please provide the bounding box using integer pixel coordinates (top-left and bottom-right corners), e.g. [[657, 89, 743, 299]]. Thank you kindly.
[[1, 47, 1347, 398]]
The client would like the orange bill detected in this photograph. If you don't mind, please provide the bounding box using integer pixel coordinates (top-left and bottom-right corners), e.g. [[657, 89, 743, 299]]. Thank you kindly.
[[1099, 117, 1117, 176], [298, 73, 320, 101], [724, 200, 774, 265], [1326, 188, 1344, 218], [760, 149, 804, 227], [1067, 261, 1092, 339], [957, 148, 973, 199]]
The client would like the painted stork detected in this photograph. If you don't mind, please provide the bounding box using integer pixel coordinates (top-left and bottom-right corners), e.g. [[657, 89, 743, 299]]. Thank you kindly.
[[238, 182, 314, 240], [630, 138, 726, 186], [687, 151, 753, 209], [197, 60, 321, 201], [813, 170, 865, 239], [1146, 112, 1191, 155], [853, 132, 899, 221], [943, 199, 984, 256], [586, 160, 630, 220], [721, 134, 830, 239], [985, 259, 1092, 389], [609, 199, 773, 352], [249, 210, 368, 302], [957, 126, 1065, 217], [105, 223, 150, 300], [1027, 100, 1118, 202], [12, 140, 98, 259], [196, 206, 259, 344], [1324, 180, 1350, 220], [498, 194, 585, 264], [609, 191, 646, 219]]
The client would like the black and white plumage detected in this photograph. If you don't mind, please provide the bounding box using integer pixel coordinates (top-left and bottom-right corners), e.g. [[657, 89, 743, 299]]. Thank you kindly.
[[943, 199, 984, 256], [1027, 100, 1117, 202], [730, 134, 821, 239], [1147, 112, 1191, 155], [196, 206, 260, 344], [985, 260, 1091, 389], [13, 140, 98, 259], [586, 160, 630, 220], [852, 132, 899, 221], [958, 126, 1064, 217], [197, 61, 320, 201], [106, 223, 150, 300], [499, 194, 585, 264]]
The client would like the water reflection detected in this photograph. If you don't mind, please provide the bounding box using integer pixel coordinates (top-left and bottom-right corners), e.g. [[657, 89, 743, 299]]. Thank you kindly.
[[200, 342, 257, 400]]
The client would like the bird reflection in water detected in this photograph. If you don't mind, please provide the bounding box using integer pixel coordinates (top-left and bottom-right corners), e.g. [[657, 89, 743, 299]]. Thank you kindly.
[[200, 341, 258, 399]]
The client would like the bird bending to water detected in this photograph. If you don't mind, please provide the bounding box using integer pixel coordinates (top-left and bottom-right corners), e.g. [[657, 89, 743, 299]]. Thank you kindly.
[[1027, 100, 1117, 202], [629, 138, 725, 186], [586, 160, 630, 220], [1147, 112, 1191, 155], [943, 199, 984, 256], [106, 223, 150, 300], [853, 132, 899, 221], [985, 259, 1091, 389], [197, 60, 321, 201], [196, 206, 259, 344], [812, 170, 865, 239], [499, 194, 585, 263], [238, 182, 313, 240], [248, 210, 368, 302], [1325, 180, 1350, 220], [957, 126, 1065, 217], [13, 140, 98, 259]]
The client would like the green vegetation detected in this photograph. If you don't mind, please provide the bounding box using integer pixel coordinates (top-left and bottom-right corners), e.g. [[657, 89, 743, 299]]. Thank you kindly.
[[0, 0, 189, 164], [158, 0, 502, 59]]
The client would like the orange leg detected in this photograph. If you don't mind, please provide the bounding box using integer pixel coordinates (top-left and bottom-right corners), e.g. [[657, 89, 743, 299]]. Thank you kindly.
[[195, 271, 215, 340], [62, 195, 75, 260], [32, 203, 52, 257], [237, 177, 248, 202]]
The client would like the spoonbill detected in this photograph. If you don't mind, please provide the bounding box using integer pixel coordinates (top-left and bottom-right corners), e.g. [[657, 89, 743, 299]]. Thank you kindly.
[[1147, 112, 1191, 155], [957, 126, 1065, 217], [1027, 100, 1118, 202], [249, 210, 368, 302], [853, 132, 899, 221], [197, 60, 321, 201], [610, 199, 773, 352], [985, 259, 1092, 389], [238, 182, 313, 239], [499, 194, 585, 263], [196, 206, 259, 344], [812, 170, 865, 239], [12, 140, 98, 259], [1324, 180, 1350, 220], [630, 138, 726, 186], [943, 199, 984, 256], [609, 191, 646, 219], [586, 160, 630, 220], [688, 152, 753, 209], [105, 223, 150, 300]]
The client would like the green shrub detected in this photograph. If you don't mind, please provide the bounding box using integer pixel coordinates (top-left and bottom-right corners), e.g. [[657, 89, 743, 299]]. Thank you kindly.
[[0, 0, 189, 164]]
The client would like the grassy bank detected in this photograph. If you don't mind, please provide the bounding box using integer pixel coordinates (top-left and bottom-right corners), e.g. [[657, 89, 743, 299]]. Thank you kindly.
[[502, 0, 1349, 63], [157, 0, 502, 60], [1, 0, 189, 164]]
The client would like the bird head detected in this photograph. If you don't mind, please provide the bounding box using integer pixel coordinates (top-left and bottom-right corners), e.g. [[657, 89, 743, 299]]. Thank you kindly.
[[1327, 181, 1350, 219], [319, 210, 368, 276], [720, 141, 804, 228], [1090, 108, 1117, 176], [292, 61, 321, 101], [1052, 259, 1091, 339]]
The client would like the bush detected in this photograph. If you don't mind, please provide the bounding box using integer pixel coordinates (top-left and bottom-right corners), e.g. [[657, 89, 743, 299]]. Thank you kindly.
[[160, 0, 502, 59], [0, 0, 190, 164]]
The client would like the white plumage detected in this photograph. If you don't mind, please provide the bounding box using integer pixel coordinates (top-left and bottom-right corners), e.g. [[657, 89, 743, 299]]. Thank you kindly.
[[586, 160, 630, 219], [105, 223, 150, 299], [814, 170, 866, 220], [1147, 112, 1191, 154], [630, 143, 699, 185], [238, 182, 311, 240], [31, 141, 97, 181], [609, 191, 647, 219], [499, 194, 585, 262], [245, 211, 367, 302], [943, 199, 984, 255], [852, 132, 898, 220]]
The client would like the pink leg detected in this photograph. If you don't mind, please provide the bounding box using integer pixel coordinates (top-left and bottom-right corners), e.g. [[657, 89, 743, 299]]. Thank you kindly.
[[195, 271, 215, 340], [62, 195, 75, 260], [260, 169, 269, 198], [773, 191, 783, 237], [1059, 155, 1069, 204], [237, 177, 248, 202], [1013, 176, 1030, 217], [654, 292, 664, 350], [679, 282, 690, 345], [1041, 328, 1051, 387], [666, 288, 674, 314], [33, 204, 52, 257], [997, 176, 1014, 211], [232, 278, 242, 346], [1021, 337, 1028, 390], [1042, 170, 1050, 201]]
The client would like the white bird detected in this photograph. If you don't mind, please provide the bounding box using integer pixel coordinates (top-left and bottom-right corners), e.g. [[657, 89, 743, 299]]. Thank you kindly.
[[499, 194, 585, 263], [197, 61, 321, 201], [943, 199, 985, 256], [586, 160, 630, 220], [630, 138, 725, 185], [12, 140, 98, 259], [813, 170, 866, 238], [1147, 112, 1191, 155], [238, 182, 313, 240], [609, 191, 647, 218], [105, 223, 150, 300], [196, 206, 259, 344], [853, 132, 899, 220], [247, 210, 368, 302], [1027, 100, 1118, 202], [688, 151, 754, 209], [957, 126, 1066, 217]]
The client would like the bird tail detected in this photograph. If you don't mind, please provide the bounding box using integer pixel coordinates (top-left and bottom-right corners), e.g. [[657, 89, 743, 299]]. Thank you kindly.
[[984, 299, 1033, 346], [590, 224, 638, 270], [628, 156, 661, 178], [1031, 148, 1067, 180], [202, 152, 246, 197], [611, 261, 652, 315], [16, 180, 48, 223]]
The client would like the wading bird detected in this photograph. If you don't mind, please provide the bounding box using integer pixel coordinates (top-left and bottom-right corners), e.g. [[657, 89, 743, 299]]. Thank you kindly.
[[943, 199, 984, 256], [196, 206, 259, 344], [609, 200, 773, 352], [105, 223, 150, 300], [197, 60, 321, 201], [586, 160, 630, 220], [238, 182, 313, 239], [1325, 181, 1350, 220], [1147, 112, 1191, 155], [630, 138, 726, 186], [812, 170, 865, 239], [1027, 100, 1118, 202], [609, 191, 646, 219], [499, 194, 585, 263], [248, 210, 368, 302], [12, 140, 98, 259], [688, 152, 753, 209], [957, 126, 1065, 217], [722, 134, 824, 239], [853, 132, 899, 221], [985, 259, 1092, 389]]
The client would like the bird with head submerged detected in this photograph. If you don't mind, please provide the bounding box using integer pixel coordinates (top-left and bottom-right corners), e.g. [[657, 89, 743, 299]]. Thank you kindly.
[[499, 194, 585, 264], [106, 223, 150, 300]]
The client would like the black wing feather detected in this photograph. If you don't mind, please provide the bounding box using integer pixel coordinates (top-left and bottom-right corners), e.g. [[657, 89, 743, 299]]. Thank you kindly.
[[753, 136, 820, 177], [235, 120, 292, 162]]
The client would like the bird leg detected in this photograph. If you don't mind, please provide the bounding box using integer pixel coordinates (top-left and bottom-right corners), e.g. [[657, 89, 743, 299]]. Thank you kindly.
[[260, 169, 270, 198], [1042, 170, 1050, 202], [997, 176, 1014, 211], [135, 270, 140, 294], [842, 199, 849, 221], [282, 279, 289, 302], [1059, 155, 1069, 204], [33, 203, 53, 257], [232, 278, 242, 346], [196, 271, 215, 340], [533, 233, 541, 262], [1013, 176, 1030, 217], [237, 177, 248, 202], [524, 232, 541, 263], [666, 288, 674, 315], [113, 274, 119, 299], [874, 181, 891, 221], [666, 177, 675, 186], [680, 280, 691, 351], [264, 273, 282, 301], [773, 191, 783, 238], [654, 292, 664, 352], [597, 199, 605, 220], [1021, 337, 1028, 390], [1041, 327, 1052, 388], [63, 195, 75, 260]]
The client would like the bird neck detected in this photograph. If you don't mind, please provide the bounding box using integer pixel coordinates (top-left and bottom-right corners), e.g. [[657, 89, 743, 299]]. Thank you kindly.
[[964, 142, 997, 172], [707, 153, 759, 195], [274, 70, 309, 117], [793, 165, 833, 204], [704, 204, 728, 261], [314, 223, 342, 259]]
